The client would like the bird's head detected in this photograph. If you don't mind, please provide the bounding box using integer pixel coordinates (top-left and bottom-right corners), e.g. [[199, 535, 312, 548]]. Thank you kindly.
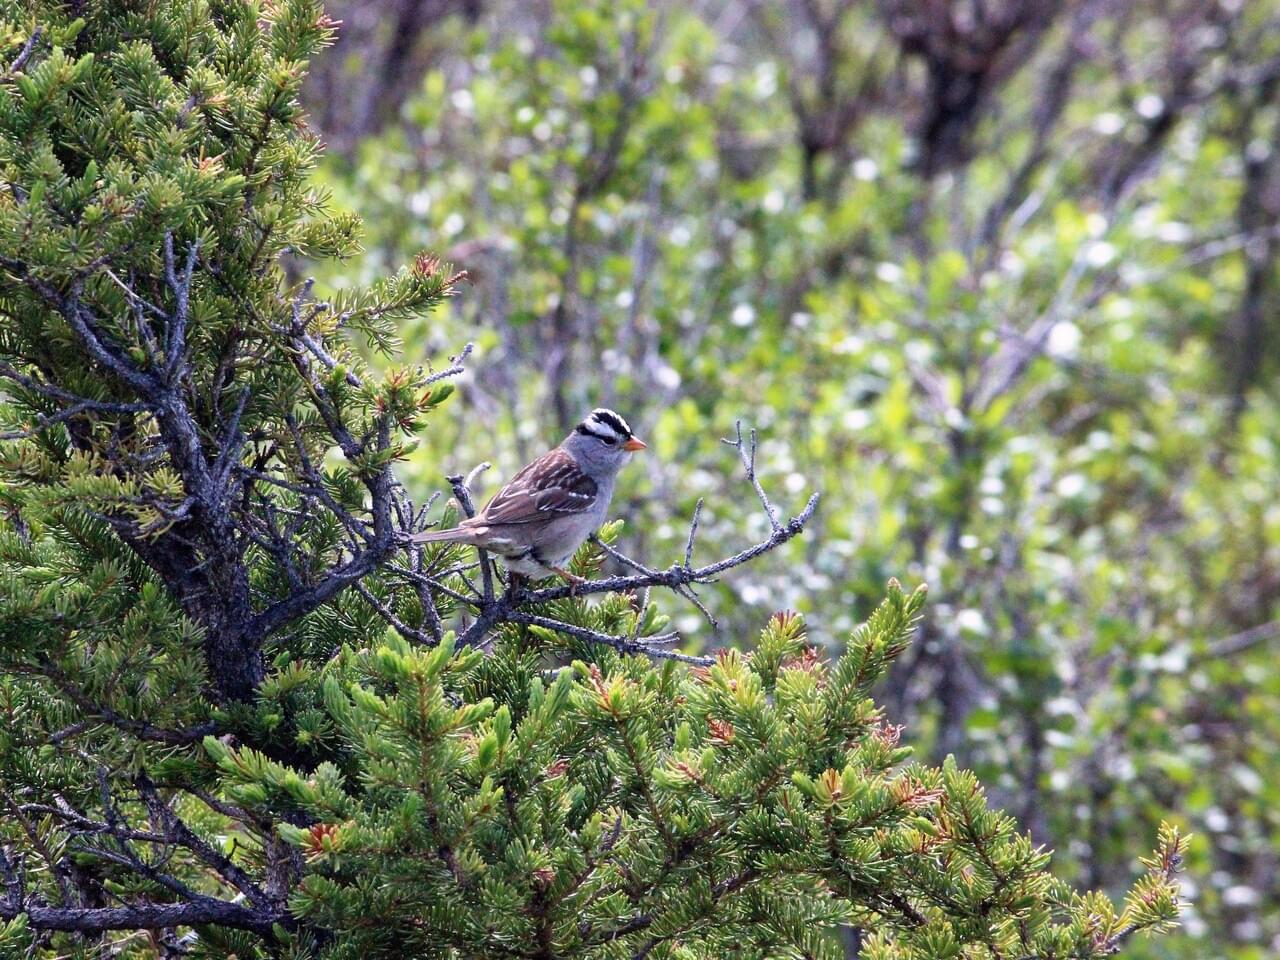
[[564, 407, 646, 474]]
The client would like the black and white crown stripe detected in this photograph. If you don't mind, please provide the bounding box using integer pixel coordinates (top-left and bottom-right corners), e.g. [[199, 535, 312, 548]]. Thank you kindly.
[[576, 408, 633, 442]]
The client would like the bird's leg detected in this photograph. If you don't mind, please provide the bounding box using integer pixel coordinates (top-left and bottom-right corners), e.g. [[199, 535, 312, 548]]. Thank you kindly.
[[551, 565, 586, 597], [507, 572, 529, 601]]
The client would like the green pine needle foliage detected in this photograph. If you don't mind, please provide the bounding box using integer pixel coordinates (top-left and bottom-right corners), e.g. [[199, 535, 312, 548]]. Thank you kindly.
[[0, 3, 1187, 958], [206, 580, 1186, 959]]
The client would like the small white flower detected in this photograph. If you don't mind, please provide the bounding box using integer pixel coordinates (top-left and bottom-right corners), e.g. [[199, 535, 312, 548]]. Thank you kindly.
[[1136, 93, 1164, 119], [1222, 886, 1260, 908], [875, 261, 903, 283], [754, 62, 778, 98], [1093, 112, 1124, 135], [1085, 241, 1116, 268], [442, 213, 465, 237], [449, 89, 474, 114], [1055, 473, 1087, 498], [408, 191, 432, 216], [841, 409, 871, 430], [1156, 221, 1193, 243], [852, 157, 879, 181], [653, 364, 681, 390], [1047, 321, 1081, 358]]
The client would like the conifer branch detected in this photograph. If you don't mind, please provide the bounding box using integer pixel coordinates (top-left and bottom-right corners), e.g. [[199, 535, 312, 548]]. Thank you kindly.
[[2, 265, 158, 396], [353, 581, 435, 645], [161, 233, 200, 383], [39, 665, 217, 746], [0, 774, 288, 941], [421, 425, 819, 663], [0, 899, 288, 937], [135, 776, 275, 912], [0, 398, 149, 441], [0, 360, 148, 413], [510, 612, 701, 664]]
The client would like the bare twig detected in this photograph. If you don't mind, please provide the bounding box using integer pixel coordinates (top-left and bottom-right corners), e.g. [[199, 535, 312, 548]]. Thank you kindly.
[[354, 581, 434, 645], [135, 775, 274, 911], [721, 422, 781, 533], [0, 897, 288, 937], [425, 342, 475, 384], [510, 613, 706, 665], [1197, 620, 1280, 662], [448, 467, 495, 603], [162, 233, 200, 383], [590, 533, 662, 579], [40, 665, 217, 746], [684, 498, 704, 569], [5, 27, 42, 76]]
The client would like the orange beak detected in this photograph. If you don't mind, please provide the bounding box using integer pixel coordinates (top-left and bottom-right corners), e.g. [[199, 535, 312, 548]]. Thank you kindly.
[[622, 437, 647, 452]]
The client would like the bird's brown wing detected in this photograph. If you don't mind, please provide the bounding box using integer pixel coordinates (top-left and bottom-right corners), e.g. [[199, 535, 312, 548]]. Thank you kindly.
[[472, 448, 598, 525]]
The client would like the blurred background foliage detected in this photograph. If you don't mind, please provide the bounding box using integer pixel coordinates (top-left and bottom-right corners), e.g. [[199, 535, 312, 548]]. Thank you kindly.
[[300, 1, 1280, 956]]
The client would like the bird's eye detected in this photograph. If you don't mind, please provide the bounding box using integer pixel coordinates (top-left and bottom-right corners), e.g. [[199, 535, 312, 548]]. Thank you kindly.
[[601, 436, 617, 446]]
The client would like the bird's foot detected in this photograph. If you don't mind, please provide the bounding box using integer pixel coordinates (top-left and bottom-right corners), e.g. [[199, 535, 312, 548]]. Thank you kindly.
[[551, 566, 586, 596]]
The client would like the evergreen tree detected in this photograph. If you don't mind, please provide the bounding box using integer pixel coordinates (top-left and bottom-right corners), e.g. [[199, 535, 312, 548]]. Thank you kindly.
[[0, 3, 1184, 958]]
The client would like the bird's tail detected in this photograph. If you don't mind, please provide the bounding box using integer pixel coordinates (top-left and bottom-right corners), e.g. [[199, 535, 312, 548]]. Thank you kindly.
[[406, 525, 484, 544]]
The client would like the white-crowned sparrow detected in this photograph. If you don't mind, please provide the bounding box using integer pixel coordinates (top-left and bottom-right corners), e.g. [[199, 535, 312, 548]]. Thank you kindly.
[[409, 408, 646, 580]]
